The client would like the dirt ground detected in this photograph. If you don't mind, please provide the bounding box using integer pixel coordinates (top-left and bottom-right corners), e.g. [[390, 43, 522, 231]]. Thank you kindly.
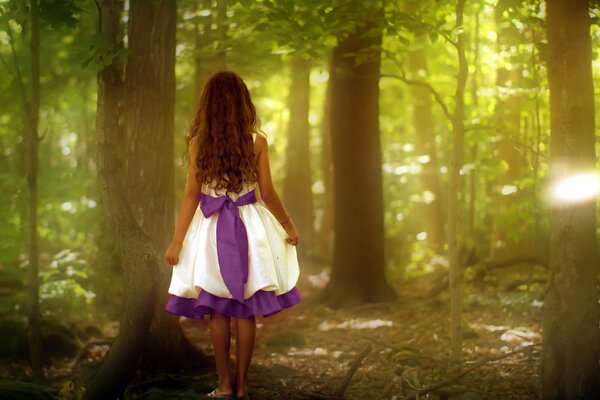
[[134, 255, 542, 399], [2, 254, 542, 400]]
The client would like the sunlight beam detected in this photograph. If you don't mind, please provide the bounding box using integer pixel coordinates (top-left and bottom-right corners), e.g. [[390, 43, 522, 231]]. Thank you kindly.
[[548, 172, 600, 204]]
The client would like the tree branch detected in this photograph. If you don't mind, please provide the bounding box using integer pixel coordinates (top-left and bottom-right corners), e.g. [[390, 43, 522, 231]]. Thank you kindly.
[[408, 343, 540, 398], [380, 73, 453, 122], [5, 22, 30, 116], [335, 344, 372, 398]]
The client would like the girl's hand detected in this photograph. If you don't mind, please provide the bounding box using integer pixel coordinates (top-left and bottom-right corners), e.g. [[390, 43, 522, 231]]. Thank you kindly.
[[165, 240, 183, 266], [283, 221, 299, 246]]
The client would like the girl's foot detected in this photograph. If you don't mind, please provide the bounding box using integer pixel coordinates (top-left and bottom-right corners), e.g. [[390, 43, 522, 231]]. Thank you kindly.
[[235, 386, 249, 399], [207, 386, 234, 398]]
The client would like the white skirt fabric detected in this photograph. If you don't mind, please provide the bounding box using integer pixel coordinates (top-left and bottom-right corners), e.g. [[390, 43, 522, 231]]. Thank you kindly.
[[167, 182, 300, 302]]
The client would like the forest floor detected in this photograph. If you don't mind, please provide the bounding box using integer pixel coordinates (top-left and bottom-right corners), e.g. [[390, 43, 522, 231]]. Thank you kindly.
[[130, 255, 542, 400], [2, 254, 543, 400]]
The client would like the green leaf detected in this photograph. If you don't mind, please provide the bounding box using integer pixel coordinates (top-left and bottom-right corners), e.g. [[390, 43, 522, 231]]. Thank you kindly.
[[39, 0, 82, 29]]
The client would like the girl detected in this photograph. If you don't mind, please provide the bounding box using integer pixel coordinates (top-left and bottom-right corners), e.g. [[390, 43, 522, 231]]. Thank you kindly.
[[163, 70, 302, 400]]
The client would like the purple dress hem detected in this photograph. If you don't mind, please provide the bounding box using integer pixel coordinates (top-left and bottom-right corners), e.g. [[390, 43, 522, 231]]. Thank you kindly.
[[165, 286, 302, 319]]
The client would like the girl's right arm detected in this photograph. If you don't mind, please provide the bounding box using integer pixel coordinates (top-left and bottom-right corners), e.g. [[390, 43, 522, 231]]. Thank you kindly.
[[165, 139, 202, 265], [255, 133, 299, 246]]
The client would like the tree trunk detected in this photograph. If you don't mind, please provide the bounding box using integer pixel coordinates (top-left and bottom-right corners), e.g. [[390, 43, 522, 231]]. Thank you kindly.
[[489, 6, 528, 259], [283, 57, 314, 254], [318, 20, 396, 307], [215, 0, 228, 68], [316, 53, 334, 262], [193, 0, 227, 98], [194, 0, 214, 98], [25, 0, 44, 383], [408, 48, 445, 253], [540, 0, 600, 398], [448, 0, 467, 361], [83, 0, 161, 398], [467, 12, 480, 237], [84, 1, 209, 398], [123, 0, 204, 373]]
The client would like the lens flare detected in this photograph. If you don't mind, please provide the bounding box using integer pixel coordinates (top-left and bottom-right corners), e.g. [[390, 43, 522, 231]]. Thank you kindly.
[[549, 172, 600, 204]]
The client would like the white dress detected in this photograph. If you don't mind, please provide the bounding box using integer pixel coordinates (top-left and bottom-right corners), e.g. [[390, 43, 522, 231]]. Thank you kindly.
[[164, 132, 302, 319]]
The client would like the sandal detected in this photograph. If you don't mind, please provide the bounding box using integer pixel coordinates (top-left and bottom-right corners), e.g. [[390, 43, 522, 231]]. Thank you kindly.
[[207, 388, 234, 398]]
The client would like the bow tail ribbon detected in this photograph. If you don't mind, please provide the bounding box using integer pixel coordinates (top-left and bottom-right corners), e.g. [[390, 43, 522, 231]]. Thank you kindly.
[[200, 191, 257, 303]]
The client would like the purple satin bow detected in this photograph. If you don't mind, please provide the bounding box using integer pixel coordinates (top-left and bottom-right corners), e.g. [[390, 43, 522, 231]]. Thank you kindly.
[[200, 190, 258, 303]]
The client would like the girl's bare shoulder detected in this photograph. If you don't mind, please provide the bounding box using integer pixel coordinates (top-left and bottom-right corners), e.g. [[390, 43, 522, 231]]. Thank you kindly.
[[254, 130, 268, 140], [254, 131, 268, 151]]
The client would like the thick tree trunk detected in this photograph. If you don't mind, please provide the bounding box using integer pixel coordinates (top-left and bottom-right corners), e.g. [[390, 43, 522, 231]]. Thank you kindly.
[[282, 57, 314, 254], [84, 1, 161, 398], [540, 0, 600, 398], [318, 21, 396, 307], [25, 0, 44, 383], [84, 2, 209, 398], [123, 0, 202, 373], [448, 0, 467, 361], [408, 49, 445, 253]]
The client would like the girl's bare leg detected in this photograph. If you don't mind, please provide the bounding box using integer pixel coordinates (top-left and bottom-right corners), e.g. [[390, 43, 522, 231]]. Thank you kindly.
[[209, 310, 234, 394], [234, 316, 256, 397]]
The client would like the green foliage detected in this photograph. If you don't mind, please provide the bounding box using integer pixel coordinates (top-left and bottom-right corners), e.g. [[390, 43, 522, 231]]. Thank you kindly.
[[2, 0, 597, 328], [71, 32, 128, 69], [40, 0, 82, 29]]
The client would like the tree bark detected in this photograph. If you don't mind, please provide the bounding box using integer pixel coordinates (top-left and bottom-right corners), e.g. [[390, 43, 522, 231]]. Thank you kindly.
[[408, 48, 445, 253], [540, 0, 600, 398], [283, 57, 314, 254], [318, 20, 396, 307]]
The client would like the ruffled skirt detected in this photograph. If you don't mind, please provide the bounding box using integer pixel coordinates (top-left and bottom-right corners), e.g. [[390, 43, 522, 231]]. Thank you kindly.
[[165, 190, 302, 319], [165, 286, 302, 319]]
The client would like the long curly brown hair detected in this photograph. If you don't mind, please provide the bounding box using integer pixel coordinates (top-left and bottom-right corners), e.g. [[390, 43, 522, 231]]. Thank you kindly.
[[184, 70, 259, 194]]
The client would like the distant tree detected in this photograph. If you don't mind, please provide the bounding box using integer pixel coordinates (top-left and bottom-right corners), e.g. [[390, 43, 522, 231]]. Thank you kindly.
[[282, 57, 315, 253], [447, 0, 468, 361], [316, 52, 334, 261], [319, 14, 396, 306], [193, 0, 228, 97], [540, 0, 600, 398], [24, 0, 44, 383], [408, 47, 445, 252], [488, 3, 528, 259]]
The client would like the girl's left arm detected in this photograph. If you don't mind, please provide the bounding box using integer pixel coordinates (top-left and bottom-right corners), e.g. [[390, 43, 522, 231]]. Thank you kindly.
[[165, 140, 201, 265]]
